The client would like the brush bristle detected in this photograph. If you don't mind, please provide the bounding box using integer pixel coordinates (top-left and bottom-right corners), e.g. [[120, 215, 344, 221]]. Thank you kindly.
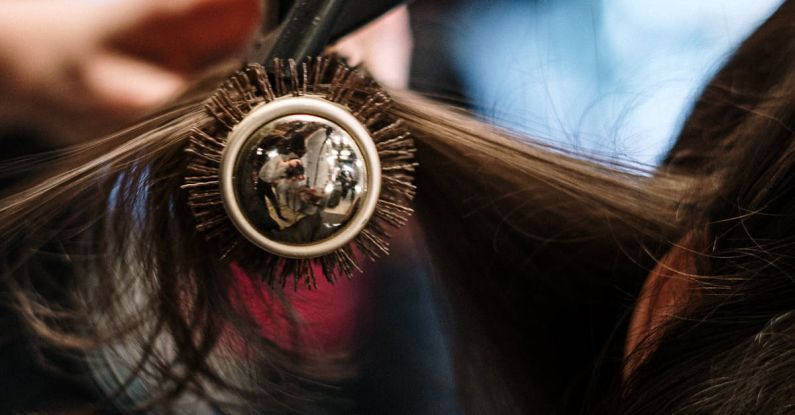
[[181, 57, 416, 289]]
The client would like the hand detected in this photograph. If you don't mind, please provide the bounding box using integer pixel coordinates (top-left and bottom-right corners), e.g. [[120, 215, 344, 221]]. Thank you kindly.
[[286, 159, 303, 168], [0, 0, 262, 143]]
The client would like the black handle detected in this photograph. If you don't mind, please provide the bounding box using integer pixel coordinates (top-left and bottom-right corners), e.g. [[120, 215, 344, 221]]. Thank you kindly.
[[265, 0, 346, 65]]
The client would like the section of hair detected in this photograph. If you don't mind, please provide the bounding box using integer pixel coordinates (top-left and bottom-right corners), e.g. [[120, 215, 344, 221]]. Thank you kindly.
[[3, 3, 795, 412]]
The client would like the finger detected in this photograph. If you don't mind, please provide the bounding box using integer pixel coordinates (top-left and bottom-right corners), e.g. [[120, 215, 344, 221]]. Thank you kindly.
[[81, 51, 187, 116]]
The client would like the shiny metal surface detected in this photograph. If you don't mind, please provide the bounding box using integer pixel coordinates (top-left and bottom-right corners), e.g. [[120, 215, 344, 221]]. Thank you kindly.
[[220, 96, 381, 258]]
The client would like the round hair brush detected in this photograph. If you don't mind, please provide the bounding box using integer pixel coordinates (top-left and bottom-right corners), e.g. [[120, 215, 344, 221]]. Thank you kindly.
[[181, 0, 415, 288]]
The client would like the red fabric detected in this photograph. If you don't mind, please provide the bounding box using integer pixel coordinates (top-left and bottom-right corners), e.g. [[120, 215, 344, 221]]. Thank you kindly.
[[231, 263, 375, 353]]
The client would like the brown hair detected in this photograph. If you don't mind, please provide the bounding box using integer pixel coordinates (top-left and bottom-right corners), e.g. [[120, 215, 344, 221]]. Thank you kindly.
[[3, 1, 795, 413]]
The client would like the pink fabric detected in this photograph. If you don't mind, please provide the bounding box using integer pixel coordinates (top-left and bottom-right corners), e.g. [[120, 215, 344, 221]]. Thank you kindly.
[[231, 263, 375, 353]]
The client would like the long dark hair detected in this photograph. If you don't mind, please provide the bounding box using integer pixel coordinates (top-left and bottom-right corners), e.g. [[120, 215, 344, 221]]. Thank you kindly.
[[1, 1, 795, 414], [405, 2, 795, 413], [619, 2, 795, 413]]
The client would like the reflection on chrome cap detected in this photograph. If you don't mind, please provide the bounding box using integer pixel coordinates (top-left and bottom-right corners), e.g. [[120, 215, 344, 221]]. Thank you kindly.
[[220, 96, 381, 259]]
